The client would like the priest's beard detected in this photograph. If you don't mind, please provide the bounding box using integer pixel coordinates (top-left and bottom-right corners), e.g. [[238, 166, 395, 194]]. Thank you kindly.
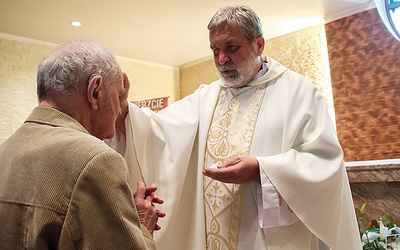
[[218, 52, 261, 88]]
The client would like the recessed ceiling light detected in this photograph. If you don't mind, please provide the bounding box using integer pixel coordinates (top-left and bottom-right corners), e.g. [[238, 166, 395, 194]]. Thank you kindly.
[[70, 21, 82, 27]]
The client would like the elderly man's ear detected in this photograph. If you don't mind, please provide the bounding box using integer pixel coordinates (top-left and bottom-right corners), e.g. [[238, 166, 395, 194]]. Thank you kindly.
[[115, 73, 131, 135], [87, 75, 103, 110], [121, 73, 130, 100], [119, 73, 131, 115]]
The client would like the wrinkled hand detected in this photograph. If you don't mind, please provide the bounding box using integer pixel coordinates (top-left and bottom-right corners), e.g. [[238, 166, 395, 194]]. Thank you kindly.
[[134, 182, 166, 235], [202, 155, 260, 184], [143, 183, 166, 231]]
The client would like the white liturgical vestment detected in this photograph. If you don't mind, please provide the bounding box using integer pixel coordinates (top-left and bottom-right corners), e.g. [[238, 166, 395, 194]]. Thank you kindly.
[[107, 57, 362, 250]]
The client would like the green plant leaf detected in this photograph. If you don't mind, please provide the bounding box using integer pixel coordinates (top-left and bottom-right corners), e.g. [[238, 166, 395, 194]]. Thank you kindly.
[[383, 212, 394, 228], [360, 203, 367, 215]]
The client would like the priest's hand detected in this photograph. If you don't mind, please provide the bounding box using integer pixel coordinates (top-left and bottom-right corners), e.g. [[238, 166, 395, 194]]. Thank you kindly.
[[134, 182, 166, 235], [202, 155, 260, 184]]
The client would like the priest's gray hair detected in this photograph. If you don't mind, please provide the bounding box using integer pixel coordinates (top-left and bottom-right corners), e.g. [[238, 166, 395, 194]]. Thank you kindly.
[[207, 5, 264, 42], [37, 40, 120, 100]]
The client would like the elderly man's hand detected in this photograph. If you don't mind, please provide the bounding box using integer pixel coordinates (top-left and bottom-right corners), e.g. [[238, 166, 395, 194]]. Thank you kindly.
[[202, 155, 260, 184], [134, 182, 166, 235]]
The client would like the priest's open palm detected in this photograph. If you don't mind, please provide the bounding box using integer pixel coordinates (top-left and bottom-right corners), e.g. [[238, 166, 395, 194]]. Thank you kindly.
[[202, 155, 260, 184]]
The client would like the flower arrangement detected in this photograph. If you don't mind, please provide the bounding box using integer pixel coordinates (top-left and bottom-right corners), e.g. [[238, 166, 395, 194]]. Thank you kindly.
[[358, 203, 400, 250]]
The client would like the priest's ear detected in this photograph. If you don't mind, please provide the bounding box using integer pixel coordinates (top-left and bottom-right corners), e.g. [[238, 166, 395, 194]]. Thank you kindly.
[[255, 36, 265, 56], [87, 74, 103, 110]]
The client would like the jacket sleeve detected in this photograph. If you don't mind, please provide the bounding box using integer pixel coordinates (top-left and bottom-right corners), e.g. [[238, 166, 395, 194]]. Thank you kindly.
[[59, 150, 156, 250]]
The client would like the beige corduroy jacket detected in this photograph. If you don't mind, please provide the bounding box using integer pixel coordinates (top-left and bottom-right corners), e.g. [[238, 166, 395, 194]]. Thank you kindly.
[[0, 107, 156, 250]]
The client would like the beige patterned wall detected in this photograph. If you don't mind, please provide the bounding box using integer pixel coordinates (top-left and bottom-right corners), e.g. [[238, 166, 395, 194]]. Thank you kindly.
[[265, 24, 335, 124], [118, 58, 180, 105], [180, 59, 219, 98], [0, 38, 52, 144]]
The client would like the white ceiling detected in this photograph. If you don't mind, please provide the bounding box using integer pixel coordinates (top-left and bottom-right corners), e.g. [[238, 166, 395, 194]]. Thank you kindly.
[[0, 0, 376, 68]]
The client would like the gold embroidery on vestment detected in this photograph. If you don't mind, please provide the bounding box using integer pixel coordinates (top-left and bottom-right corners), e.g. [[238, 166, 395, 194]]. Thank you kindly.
[[203, 83, 267, 250]]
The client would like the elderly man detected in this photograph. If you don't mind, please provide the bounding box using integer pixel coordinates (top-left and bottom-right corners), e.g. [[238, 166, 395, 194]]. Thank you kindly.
[[110, 5, 362, 250], [0, 41, 164, 249]]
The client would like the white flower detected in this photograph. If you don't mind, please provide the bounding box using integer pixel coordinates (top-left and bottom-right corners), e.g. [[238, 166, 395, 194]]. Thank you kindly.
[[386, 226, 400, 249], [388, 225, 400, 234], [362, 231, 380, 245], [379, 219, 390, 241]]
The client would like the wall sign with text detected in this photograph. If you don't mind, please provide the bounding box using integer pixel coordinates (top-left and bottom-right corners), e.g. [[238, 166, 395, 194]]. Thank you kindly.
[[132, 97, 169, 112]]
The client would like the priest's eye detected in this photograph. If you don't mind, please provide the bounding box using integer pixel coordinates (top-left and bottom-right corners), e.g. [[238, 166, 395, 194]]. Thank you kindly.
[[212, 49, 220, 56], [227, 45, 240, 53]]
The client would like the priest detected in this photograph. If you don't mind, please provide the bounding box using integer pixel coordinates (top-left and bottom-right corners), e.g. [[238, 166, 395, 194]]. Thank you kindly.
[[107, 5, 362, 250]]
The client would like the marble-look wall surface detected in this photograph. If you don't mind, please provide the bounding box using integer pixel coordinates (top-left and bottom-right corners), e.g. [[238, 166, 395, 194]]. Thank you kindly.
[[347, 161, 400, 229]]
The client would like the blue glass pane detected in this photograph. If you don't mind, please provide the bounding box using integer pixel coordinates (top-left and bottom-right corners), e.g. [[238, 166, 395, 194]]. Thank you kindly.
[[389, 7, 400, 32]]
